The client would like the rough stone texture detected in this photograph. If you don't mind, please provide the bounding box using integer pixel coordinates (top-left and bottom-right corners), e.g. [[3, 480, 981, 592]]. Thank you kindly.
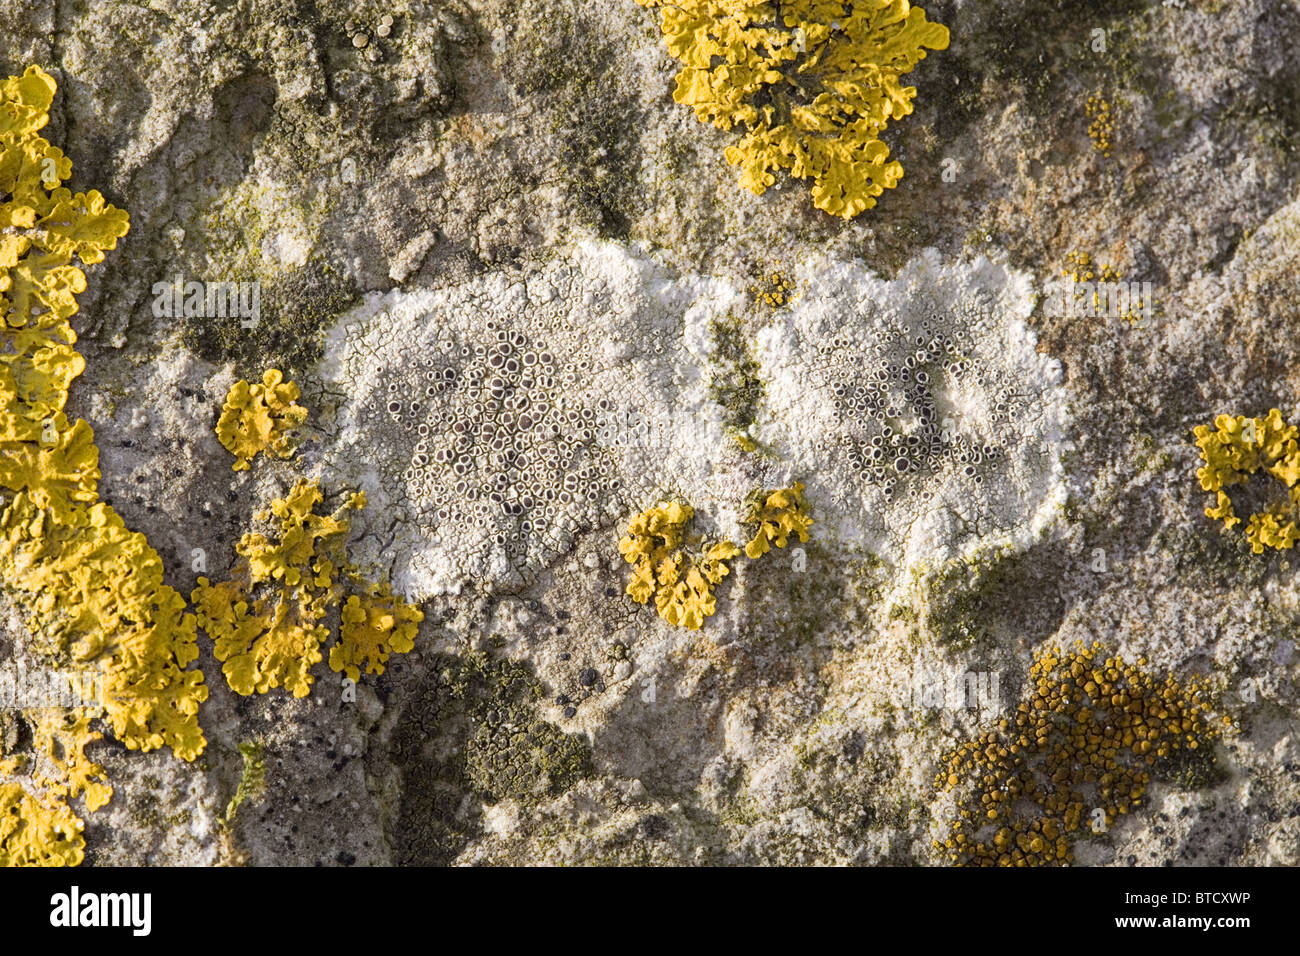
[[1, 0, 1298, 866]]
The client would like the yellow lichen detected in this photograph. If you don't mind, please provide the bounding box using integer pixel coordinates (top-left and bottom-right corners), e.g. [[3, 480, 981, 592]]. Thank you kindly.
[[0, 66, 208, 775], [215, 369, 308, 471], [935, 642, 1222, 867], [330, 580, 424, 681], [743, 482, 813, 559], [1193, 409, 1300, 553], [751, 264, 798, 307], [619, 502, 740, 629], [1062, 251, 1148, 328], [194, 480, 362, 697], [0, 782, 84, 867], [636, 0, 949, 218], [30, 708, 112, 813], [195, 479, 422, 695], [1085, 91, 1114, 158]]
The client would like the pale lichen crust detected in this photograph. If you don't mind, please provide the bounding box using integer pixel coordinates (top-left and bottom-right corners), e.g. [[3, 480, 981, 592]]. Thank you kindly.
[[321, 242, 1067, 601], [754, 250, 1069, 575], [320, 241, 747, 597]]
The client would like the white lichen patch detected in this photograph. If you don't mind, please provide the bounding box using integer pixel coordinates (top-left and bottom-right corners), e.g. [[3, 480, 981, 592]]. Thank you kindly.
[[319, 241, 1068, 599], [755, 249, 1069, 576], [319, 241, 746, 596]]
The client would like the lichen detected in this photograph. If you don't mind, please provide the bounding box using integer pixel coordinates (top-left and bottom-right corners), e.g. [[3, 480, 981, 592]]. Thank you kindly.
[[1193, 409, 1300, 553], [193, 480, 363, 697], [330, 580, 424, 681], [215, 368, 308, 471], [934, 642, 1225, 866], [0, 782, 84, 867], [635, 0, 950, 218], [392, 650, 591, 864], [619, 501, 741, 629], [194, 478, 423, 696], [1085, 91, 1114, 157], [30, 708, 112, 813], [0, 66, 209, 772], [708, 315, 766, 451], [743, 482, 813, 559]]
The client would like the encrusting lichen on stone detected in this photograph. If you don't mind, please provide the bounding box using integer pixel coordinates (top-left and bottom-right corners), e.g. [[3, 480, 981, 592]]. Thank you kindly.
[[215, 369, 308, 471], [635, 0, 950, 218], [620, 483, 813, 629], [194, 478, 423, 696], [331, 581, 423, 681], [1085, 92, 1114, 158], [0, 66, 209, 866], [934, 642, 1225, 867], [1193, 409, 1300, 553], [0, 781, 85, 867], [743, 482, 813, 559], [619, 501, 741, 630]]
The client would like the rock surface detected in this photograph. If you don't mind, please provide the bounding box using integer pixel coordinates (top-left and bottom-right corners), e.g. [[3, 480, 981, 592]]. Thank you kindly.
[[1, 0, 1298, 866]]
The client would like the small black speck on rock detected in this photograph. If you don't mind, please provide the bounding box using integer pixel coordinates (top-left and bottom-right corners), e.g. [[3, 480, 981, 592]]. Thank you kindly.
[[227, 490, 238, 502], [555, 695, 569, 706], [595, 682, 605, 693], [559, 652, 570, 661], [579, 668, 598, 686], [604, 587, 617, 597], [563, 706, 576, 718], [1126, 855, 1137, 866], [335, 851, 356, 866]]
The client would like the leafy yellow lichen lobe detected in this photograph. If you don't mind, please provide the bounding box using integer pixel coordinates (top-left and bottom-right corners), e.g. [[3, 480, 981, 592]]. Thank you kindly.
[[194, 479, 361, 697], [215, 369, 308, 471], [619, 502, 740, 630], [743, 482, 813, 559], [330, 580, 424, 680], [635, 0, 949, 218], [1193, 409, 1300, 552], [0, 782, 85, 867], [195, 478, 418, 696]]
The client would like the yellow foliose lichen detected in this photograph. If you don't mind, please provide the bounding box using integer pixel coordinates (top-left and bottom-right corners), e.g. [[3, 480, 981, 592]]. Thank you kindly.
[[194, 479, 362, 697], [619, 501, 740, 629], [30, 708, 112, 813], [0, 66, 208, 779], [215, 369, 308, 471], [330, 580, 424, 680], [0, 782, 85, 867], [635, 0, 949, 218], [195, 478, 420, 696], [1193, 409, 1300, 553], [743, 482, 813, 559]]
